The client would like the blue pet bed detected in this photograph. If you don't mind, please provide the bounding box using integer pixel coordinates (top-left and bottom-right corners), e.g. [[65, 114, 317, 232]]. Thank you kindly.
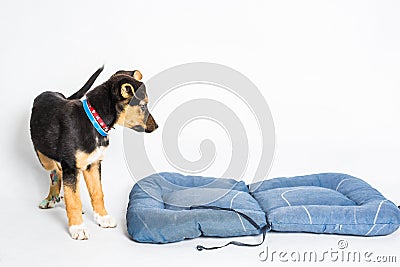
[[250, 173, 400, 236], [127, 172, 400, 246], [127, 172, 267, 244]]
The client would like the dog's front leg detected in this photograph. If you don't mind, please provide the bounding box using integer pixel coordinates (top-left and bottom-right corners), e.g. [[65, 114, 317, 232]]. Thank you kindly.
[[62, 163, 89, 240], [83, 161, 116, 228]]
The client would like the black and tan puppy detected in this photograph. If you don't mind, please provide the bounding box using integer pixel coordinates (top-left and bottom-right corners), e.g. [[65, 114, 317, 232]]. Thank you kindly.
[[30, 66, 157, 240]]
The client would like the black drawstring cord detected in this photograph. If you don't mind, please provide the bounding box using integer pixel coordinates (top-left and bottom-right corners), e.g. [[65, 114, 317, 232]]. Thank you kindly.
[[189, 205, 271, 251]]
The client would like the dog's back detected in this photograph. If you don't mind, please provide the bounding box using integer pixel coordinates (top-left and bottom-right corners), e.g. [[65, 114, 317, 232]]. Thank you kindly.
[[30, 92, 69, 161], [30, 67, 104, 161]]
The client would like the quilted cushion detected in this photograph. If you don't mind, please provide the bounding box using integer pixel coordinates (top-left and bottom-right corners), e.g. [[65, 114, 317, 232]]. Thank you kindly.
[[127, 172, 267, 243], [250, 173, 400, 236]]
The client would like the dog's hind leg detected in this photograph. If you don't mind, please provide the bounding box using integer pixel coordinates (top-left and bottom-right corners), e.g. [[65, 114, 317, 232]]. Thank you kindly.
[[36, 150, 62, 209], [39, 169, 62, 209]]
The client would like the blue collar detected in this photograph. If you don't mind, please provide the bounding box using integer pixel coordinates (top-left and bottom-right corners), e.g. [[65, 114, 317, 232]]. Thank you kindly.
[[82, 99, 109, 137]]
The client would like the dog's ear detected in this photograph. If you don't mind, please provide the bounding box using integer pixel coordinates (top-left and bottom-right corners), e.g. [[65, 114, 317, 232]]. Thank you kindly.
[[120, 83, 134, 99], [133, 70, 142, 81], [114, 70, 142, 81]]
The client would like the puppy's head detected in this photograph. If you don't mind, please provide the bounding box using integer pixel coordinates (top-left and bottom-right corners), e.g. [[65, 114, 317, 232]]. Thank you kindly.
[[111, 70, 158, 133]]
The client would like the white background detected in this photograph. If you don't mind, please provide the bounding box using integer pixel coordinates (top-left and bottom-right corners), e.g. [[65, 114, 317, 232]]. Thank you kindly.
[[0, 0, 399, 266]]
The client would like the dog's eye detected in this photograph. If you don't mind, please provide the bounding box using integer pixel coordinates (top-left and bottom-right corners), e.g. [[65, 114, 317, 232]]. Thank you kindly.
[[139, 104, 146, 112]]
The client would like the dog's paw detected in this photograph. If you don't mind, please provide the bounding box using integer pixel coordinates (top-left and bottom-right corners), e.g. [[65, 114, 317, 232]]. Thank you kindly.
[[39, 196, 61, 209], [94, 213, 117, 228], [69, 224, 90, 240]]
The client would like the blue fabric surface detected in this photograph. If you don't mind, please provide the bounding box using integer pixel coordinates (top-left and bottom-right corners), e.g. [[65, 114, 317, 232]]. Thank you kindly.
[[127, 172, 400, 244], [126, 172, 267, 243], [250, 173, 400, 236]]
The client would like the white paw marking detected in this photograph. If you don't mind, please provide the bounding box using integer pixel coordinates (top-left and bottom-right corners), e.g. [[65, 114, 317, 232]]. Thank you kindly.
[[94, 213, 117, 228], [47, 199, 57, 208], [38, 196, 61, 209], [69, 223, 89, 240]]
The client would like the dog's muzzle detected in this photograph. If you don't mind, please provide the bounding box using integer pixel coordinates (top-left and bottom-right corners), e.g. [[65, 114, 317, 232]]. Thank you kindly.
[[131, 125, 145, 132]]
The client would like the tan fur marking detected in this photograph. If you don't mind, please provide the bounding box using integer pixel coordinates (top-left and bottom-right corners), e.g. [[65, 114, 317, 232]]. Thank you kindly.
[[134, 70, 142, 81], [37, 150, 63, 207], [83, 161, 107, 216], [75, 149, 106, 170], [116, 105, 146, 128], [115, 108, 127, 126], [121, 83, 134, 99], [47, 169, 62, 199], [64, 181, 83, 226], [37, 150, 58, 171]]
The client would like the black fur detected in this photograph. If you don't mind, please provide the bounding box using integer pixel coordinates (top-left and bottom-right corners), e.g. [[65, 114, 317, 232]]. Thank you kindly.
[[68, 66, 104, 100], [30, 67, 157, 187]]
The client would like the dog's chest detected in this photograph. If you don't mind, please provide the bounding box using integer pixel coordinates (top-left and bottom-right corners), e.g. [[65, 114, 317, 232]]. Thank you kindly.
[[75, 146, 107, 170], [87, 146, 107, 164]]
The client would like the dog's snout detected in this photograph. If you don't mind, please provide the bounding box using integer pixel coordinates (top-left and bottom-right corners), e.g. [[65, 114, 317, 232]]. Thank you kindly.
[[144, 113, 158, 133], [145, 123, 158, 133]]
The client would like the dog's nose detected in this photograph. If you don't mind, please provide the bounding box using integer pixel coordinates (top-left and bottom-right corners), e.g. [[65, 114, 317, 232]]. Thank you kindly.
[[145, 123, 158, 133]]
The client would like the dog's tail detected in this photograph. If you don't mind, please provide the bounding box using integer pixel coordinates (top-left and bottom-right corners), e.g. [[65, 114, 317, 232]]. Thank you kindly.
[[67, 65, 104, 100]]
